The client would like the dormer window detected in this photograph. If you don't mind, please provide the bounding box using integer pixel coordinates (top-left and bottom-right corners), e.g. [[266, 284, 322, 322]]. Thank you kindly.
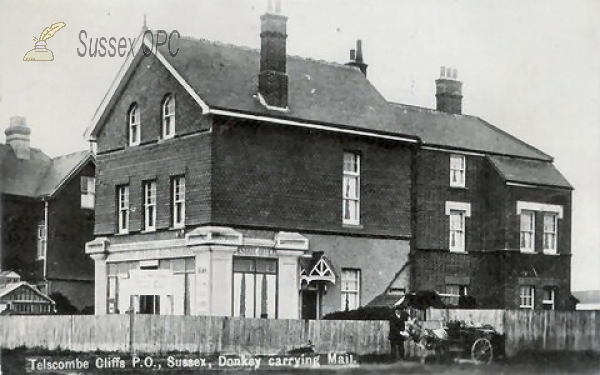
[[162, 95, 175, 139], [129, 104, 141, 146]]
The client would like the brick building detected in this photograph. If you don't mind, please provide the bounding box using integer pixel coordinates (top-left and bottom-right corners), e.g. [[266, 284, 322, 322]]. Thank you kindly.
[[85, 7, 572, 317], [391, 67, 573, 310], [0, 117, 96, 311]]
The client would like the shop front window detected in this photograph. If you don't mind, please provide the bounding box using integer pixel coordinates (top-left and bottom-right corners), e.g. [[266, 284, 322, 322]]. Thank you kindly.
[[233, 257, 277, 318], [139, 295, 160, 314]]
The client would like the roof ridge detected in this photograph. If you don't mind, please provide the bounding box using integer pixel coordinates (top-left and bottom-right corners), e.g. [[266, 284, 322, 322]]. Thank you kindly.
[[175, 34, 360, 71], [51, 149, 91, 161], [390, 101, 481, 119], [474, 117, 553, 161]]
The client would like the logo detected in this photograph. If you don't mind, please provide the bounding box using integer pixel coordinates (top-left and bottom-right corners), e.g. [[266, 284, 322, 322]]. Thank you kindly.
[[77, 29, 180, 58], [23, 22, 66, 61]]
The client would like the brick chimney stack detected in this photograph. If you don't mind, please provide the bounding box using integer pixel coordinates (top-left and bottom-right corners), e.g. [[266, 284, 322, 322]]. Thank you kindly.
[[258, 0, 288, 109], [345, 39, 368, 77], [436, 66, 463, 114], [5, 116, 31, 160]]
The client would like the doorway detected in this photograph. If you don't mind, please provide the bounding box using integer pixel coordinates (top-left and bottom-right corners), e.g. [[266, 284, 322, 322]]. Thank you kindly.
[[301, 289, 318, 320]]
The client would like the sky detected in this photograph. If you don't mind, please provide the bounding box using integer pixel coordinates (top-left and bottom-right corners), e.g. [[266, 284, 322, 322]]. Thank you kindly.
[[1, 0, 598, 290]]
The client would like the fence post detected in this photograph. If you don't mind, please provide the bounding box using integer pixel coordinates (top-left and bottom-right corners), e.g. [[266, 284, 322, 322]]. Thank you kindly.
[[128, 297, 135, 355]]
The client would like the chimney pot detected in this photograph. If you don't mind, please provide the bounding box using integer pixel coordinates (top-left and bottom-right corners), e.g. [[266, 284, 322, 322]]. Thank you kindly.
[[355, 39, 363, 62], [345, 39, 368, 77], [5, 116, 31, 160]]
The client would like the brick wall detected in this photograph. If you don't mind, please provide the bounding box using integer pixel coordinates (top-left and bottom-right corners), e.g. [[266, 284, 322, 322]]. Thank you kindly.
[[414, 151, 573, 310], [478, 251, 571, 310], [47, 161, 95, 282], [93, 52, 214, 237], [96, 54, 209, 154], [481, 159, 510, 250], [415, 150, 486, 251], [212, 117, 413, 236], [505, 185, 572, 254], [412, 249, 478, 293], [94, 132, 212, 236]]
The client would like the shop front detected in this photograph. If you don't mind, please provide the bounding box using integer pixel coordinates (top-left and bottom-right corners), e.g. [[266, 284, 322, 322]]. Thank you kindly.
[[86, 227, 309, 318]]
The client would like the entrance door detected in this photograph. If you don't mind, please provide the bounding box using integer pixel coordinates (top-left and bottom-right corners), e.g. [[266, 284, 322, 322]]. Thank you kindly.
[[301, 290, 318, 320]]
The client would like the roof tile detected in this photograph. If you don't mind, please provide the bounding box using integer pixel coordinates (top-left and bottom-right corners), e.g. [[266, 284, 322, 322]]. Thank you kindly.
[[158, 38, 401, 134], [390, 103, 552, 160], [488, 155, 572, 189], [0, 144, 92, 198]]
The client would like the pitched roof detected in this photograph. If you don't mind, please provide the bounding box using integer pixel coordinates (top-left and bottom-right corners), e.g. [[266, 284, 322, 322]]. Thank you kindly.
[[390, 103, 552, 161], [0, 144, 93, 198], [0, 281, 55, 303], [488, 155, 572, 189], [36, 150, 93, 197], [0, 144, 52, 196], [299, 253, 337, 284], [572, 290, 600, 305], [156, 37, 404, 135], [0, 271, 20, 279], [367, 293, 405, 307], [91, 32, 564, 173]]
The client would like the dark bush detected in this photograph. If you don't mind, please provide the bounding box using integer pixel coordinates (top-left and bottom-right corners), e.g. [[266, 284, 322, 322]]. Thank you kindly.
[[49, 292, 79, 314], [458, 295, 477, 308], [80, 305, 95, 315], [323, 305, 392, 321]]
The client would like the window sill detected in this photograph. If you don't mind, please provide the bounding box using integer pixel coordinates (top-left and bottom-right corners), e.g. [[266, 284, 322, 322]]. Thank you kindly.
[[342, 223, 363, 229], [520, 249, 536, 254], [169, 226, 185, 231], [449, 185, 467, 189], [542, 250, 559, 256], [141, 229, 157, 234], [449, 249, 467, 254], [115, 231, 129, 236]]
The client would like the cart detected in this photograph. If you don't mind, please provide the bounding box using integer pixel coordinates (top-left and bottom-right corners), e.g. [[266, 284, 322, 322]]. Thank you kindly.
[[394, 291, 504, 365], [412, 320, 504, 364]]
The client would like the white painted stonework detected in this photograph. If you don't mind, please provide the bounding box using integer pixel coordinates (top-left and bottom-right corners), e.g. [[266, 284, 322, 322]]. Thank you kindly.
[[86, 227, 308, 318]]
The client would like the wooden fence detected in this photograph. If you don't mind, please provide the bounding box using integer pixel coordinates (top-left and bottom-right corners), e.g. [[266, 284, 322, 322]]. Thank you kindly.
[[1, 310, 599, 357], [429, 309, 600, 357], [503, 310, 600, 356], [0, 315, 390, 355]]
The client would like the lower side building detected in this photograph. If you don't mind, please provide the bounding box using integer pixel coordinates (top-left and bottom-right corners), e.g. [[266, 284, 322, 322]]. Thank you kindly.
[[86, 226, 410, 318], [413, 249, 572, 310]]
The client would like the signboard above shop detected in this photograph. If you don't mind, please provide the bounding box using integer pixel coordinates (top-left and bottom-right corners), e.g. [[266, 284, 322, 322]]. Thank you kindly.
[[234, 246, 277, 258]]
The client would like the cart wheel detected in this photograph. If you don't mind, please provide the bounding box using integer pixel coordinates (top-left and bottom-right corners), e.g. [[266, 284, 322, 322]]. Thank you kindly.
[[471, 338, 493, 365]]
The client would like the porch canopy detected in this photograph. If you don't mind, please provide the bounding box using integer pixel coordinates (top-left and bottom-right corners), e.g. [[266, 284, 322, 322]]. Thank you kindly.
[[299, 252, 336, 286]]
